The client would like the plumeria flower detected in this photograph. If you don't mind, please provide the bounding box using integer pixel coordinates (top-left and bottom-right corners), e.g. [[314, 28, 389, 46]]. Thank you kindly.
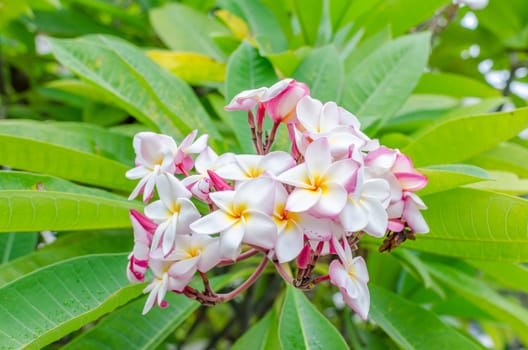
[[225, 87, 268, 111], [339, 170, 391, 238], [126, 132, 177, 202], [142, 258, 192, 315], [391, 153, 427, 192], [174, 130, 209, 175], [190, 177, 278, 260], [127, 209, 156, 283], [162, 234, 221, 277], [215, 151, 295, 182], [277, 138, 359, 217], [329, 237, 370, 320], [145, 174, 200, 256], [261, 79, 310, 124]]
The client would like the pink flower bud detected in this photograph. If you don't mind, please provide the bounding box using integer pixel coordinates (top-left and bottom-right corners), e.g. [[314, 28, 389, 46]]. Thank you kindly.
[[297, 244, 311, 269], [262, 79, 310, 124], [207, 170, 233, 191]]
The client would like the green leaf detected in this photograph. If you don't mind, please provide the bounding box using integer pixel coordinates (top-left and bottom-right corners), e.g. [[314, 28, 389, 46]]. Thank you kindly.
[[343, 26, 391, 73], [232, 308, 282, 350], [291, 0, 323, 45], [62, 273, 236, 350], [0, 188, 139, 232], [149, 3, 229, 61], [226, 0, 288, 53], [414, 72, 500, 98], [417, 164, 490, 196], [278, 285, 348, 350], [407, 188, 528, 262], [49, 35, 219, 139], [0, 120, 134, 191], [438, 97, 510, 121], [340, 32, 431, 131], [0, 254, 143, 350], [468, 142, 528, 178], [467, 171, 528, 195], [369, 284, 483, 349], [403, 108, 528, 167], [0, 232, 38, 263], [0, 230, 131, 287], [426, 262, 528, 345], [293, 45, 343, 103], [225, 41, 278, 152], [466, 260, 528, 293]]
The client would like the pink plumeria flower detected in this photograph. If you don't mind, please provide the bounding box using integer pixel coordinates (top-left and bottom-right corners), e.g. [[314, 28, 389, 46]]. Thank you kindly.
[[142, 258, 190, 315], [402, 192, 429, 233], [126, 132, 177, 202], [215, 151, 295, 182], [277, 138, 359, 217], [329, 237, 370, 320], [339, 171, 391, 238], [294, 97, 371, 159], [174, 130, 209, 175], [127, 209, 156, 283], [225, 87, 268, 111], [190, 177, 278, 260], [392, 153, 427, 192], [145, 175, 200, 256], [261, 79, 310, 124]]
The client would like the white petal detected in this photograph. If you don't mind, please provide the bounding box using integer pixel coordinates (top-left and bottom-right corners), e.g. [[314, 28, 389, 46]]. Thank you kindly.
[[175, 199, 201, 235], [277, 163, 312, 189], [325, 158, 359, 187], [305, 138, 332, 181], [156, 174, 191, 209], [363, 179, 391, 207], [310, 183, 347, 217], [219, 223, 245, 259], [320, 102, 341, 131], [126, 166, 149, 180], [296, 96, 323, 133], [339, 201, 368, 233], [363, 199, 389, 238], [190, 210, 234, 234], [260, 152, 296, 176], [235, 177, 275, 214], [352, 256, 369, 283], [243, 211, 278, 249], [286, 188, 321, 213], [209, 190, 236, 214], [198, 239, 221, 272], [145, 200, 170, 222], [275, 222, 303, 263]]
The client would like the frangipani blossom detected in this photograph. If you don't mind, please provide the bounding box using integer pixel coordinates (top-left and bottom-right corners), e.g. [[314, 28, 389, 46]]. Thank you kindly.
[[126, 132, 177, 202], [142, 259, 192, 315], [402, 192, 429, 234], [339, 171, 391, 238], [215, 151, 295, 182], [145, 175, 200, 256], [165, 235, 221, 276], [190, 178, 278, 259], [174, 130, 209, 175], [225, 87, 268, 111], [278, 138, 359, 217], [329, 237, 370, 320]]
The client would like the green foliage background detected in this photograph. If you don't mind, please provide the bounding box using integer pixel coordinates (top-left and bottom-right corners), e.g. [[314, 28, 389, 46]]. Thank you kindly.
[[1, 0, 528, 349]]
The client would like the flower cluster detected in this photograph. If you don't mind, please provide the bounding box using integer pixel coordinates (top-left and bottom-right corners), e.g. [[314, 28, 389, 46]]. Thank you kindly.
[[125, 79, 428, 319]]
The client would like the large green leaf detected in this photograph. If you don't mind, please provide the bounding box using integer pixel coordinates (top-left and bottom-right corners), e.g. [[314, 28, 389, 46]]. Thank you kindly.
[[467, 171, 528, 195], [0, 254, 143, 350], [407, 188, 528, 262], [369, 284, 483, 349], [0, 230, 132, 287], [49, 35, 219, 139], [426, 262, 528, 345], [403, 108, 528, 167], [293, 45, 343, 103], [63, 274, 239, 350], [149, 3, 229, 61], [340, 32, 431, 131], [0, 232, 38, 264], [225, 41, 278, 152], [278, 285, 348, 350], [0, 120, 133, 191], [414, 72, 500, 98], [468, 142, 528, 178], [466, 260, 528, 293], [0, 189, 139, 232], [417, 164, 490, 196], [232, 308, 282, 350]]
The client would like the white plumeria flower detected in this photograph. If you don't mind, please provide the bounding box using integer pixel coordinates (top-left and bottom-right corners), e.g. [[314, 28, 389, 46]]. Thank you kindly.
[[126, 132, 177, 202], [145, 175, 200, 256], [329, 237, 370, 320], [190, 177, 278, 260], [215, 151, 296, 182], [260, 79, 310, 124], [142, 258, 191, 315], [277, 138, 359, 217], [163, 234, 221, 276], [174, 130, 209, 175], [181, 147, 224, 201], [339, 171, 391, 238]]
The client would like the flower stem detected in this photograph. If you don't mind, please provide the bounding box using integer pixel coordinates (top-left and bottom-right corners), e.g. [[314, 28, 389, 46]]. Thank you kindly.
[[274, 260, 294, 284]]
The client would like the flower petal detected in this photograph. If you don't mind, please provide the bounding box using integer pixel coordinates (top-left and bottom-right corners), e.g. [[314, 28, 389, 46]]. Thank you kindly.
[[190, 210, 234, 234], [219, 222, 245, 260], [275, 221, 303, 263], [243, 210, 278, 249], [286, 188, 321, 213], [310, 183, 347, 217]]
